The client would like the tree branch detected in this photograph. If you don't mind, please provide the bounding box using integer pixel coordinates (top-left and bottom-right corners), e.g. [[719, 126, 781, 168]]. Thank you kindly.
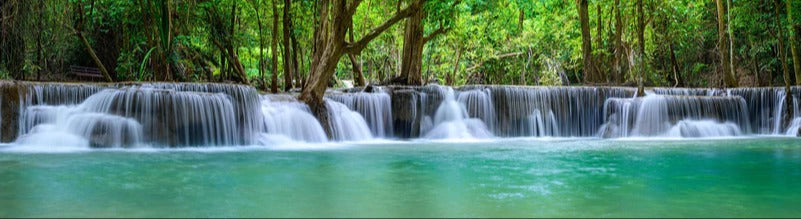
[[423, 0, 460, 43], [345, 0, 423, 54], [347, 0, 365, 16], [423, 25, 449, 43]]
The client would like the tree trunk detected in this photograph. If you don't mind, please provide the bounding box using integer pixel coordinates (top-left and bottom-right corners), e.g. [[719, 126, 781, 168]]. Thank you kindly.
[[577, 0, 596, 83], [596, 4, 605, 81], [447, 46, 461, 86], [636, 0, 645, 96], [400, 1, 426, 85], [36, 0, 43, 81], [282, 0, 294, 91], [290, 18, 301, 88], [76, 31, 113, 82], [612, 0, 624, 83], [787, 0, 801, 85], [518, 9, 524, 32], [74, 0, 113, 82], [775, 0, 793, 126], [161, 0, 173, 81], [669, 43, 683, 87], [270, 0, 279, 93], [716, 0, 738, 87], [300, 0, 420, 136], [349, 24, 366, 86], [254, 0, 266, 85]]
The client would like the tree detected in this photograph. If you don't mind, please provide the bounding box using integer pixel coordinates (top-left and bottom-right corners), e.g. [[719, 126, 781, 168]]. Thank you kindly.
[[774, 0, 793, 125], [787, 0, 801, 85], [249, 0, 266, 86], [271, 0, 280, 93], [636, 0, 645, 95], [397, 0, 457, 85], [282, 0, 294, 91], [577, 0, 597, 83], [299, 0, 422, 133], [611, 0, 625, 83], [348, 23, 366, 86], [74, 0, 113, 82], [715, 0, 737, 87]]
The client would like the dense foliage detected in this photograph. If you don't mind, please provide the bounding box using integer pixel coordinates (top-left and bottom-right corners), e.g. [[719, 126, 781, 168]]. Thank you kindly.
[[0, 0, 799, 89]]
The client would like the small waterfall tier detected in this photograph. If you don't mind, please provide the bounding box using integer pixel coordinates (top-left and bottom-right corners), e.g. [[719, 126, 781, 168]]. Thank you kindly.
[[260, 95, 328, 143], [599, 94, 750, 138], [422, 86, 493, 139], [326, 90, 393, 138], [1, 81, 799, 148]]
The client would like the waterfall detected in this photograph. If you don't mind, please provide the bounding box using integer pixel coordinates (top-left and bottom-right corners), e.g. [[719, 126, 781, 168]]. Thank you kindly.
[[2, 81, 800, 148], [630, 95, 672, 136], [18, 88, 244, 147], [599, 98, 635, 138], [457, 88, 497, 132], [325, 99, 373, 141], [260, 95, 328, 143], [786, 118, 801, 136], [423, 86, 492, 139], [327, 91, 393, 138], [601, 94, 750, 137], [666, 120, 741, 138], [12, 83, 265, 147], [474, 86, 634, 137]]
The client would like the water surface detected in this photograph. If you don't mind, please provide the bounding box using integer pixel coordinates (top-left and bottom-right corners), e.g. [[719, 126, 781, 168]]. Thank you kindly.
[[1, 138, 800, 217]]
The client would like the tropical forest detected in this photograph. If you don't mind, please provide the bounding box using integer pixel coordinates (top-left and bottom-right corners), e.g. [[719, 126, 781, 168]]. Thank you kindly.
[[0, 0, 800, 217]]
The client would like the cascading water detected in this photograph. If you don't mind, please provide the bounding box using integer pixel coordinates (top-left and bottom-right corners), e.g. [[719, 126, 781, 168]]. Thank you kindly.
[[473, 86, 634, 137], [325, 99, 374, 141], [423, 86, 492, 139], [630, 95, 672, 136], [600, 93, 750, 138], [260, 95, 328, 143], [457, 88, 497, 132], [666, 120, 742, 137], [1, 81, 800, 149], [327, 91, 393, 137], [786, 118, 801, 136], [16, 107, 144, 148], [17, 88, 244, 147]]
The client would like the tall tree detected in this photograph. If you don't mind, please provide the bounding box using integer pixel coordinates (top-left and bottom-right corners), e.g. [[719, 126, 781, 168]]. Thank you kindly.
[[611, 0, 624, 83], [787, 0, 801, 85], [398, 0, 456, 85], [74, 0, 113, 82], [348, 23, 366, 86], [282, 0, 294, 91], [249, 0, 266, 86], [715, 0, 737, 87], [775, 0, 793, 125], [595, 4, 603, 81], [270, 0, 279, 93], [300, 0, 422, 131], [577, 0, 597, 83], [636, 0, 645, 95]]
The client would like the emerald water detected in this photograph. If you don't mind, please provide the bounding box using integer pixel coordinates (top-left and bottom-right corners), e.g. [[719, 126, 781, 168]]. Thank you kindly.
[[1, 138, 799, 217]]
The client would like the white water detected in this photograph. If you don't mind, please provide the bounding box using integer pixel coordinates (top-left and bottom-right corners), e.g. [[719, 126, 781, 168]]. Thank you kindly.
[[424, 87, 493, 139], [786, 118, 801, 136], [327, 92, 393, 137], [326, 99, 374, 141], [260, 97, 328, 143], [2, 82, 800, 150], [631, 95, 672, 137], [16, 104, 144, 148], [666, 120, 742, 138]]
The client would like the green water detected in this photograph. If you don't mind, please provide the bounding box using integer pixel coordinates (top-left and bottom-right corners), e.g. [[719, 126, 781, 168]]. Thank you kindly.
[[0, 138, 800, 217]]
